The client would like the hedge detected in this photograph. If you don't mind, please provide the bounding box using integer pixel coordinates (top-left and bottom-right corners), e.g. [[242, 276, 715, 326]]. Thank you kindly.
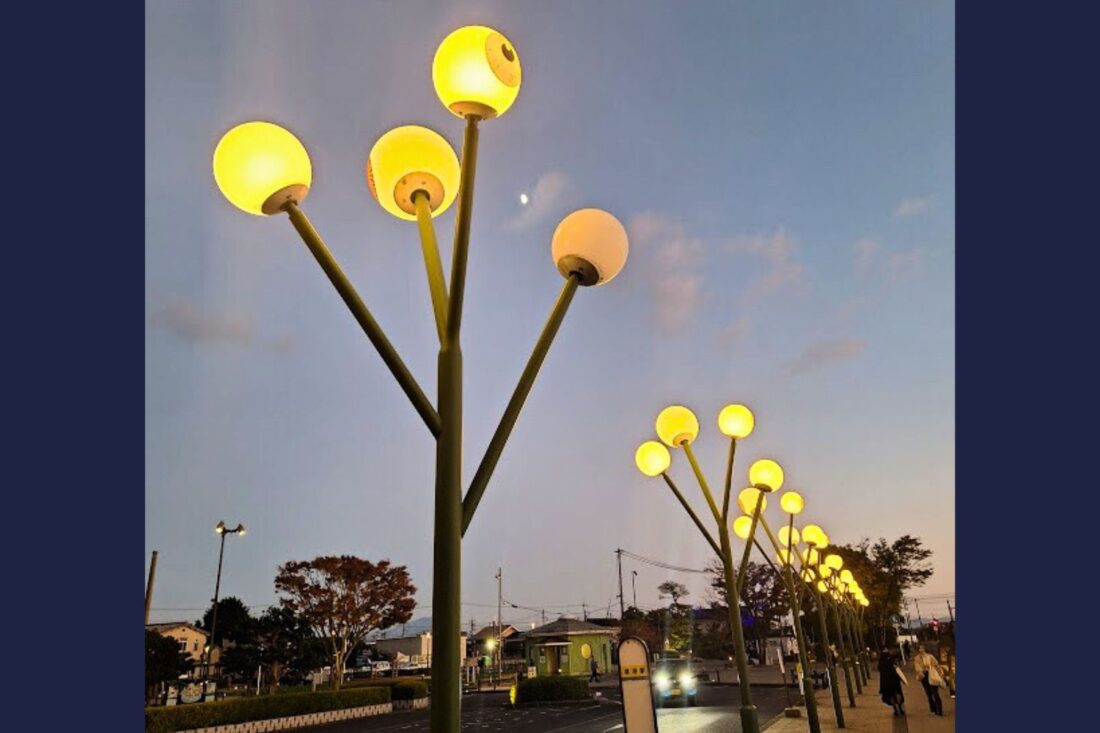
[[145, 686, 391, 733], [514, 676, 590, 704], [391, 680, 429, 700]]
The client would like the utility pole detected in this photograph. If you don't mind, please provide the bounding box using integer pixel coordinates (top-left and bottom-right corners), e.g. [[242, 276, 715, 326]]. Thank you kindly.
[[913, 599, 925, 640], [632, 571, 638, 609], [582, 601, 588, 621], [616, 549, 625, 618], [145, 550, 158, 625], [495, 568, 502, 685], [946, 599, 955, 624]]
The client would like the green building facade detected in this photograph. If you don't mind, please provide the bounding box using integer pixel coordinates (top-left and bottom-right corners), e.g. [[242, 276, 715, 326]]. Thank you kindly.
[[523, 617, 617, 677]]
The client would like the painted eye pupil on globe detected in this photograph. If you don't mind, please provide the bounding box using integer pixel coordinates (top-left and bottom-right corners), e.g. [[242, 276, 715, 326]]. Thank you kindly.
[[502, 44, 514, 62]]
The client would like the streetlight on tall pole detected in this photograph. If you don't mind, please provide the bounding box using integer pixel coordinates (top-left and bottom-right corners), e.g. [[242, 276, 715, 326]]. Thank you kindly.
[[633, 403, 779, 733], [632, 570, 638, 609], [211, 25, 629, 733], [203, 521, 245, 682]]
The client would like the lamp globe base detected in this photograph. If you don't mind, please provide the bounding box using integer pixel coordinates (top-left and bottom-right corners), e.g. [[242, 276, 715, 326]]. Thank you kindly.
[[263, 184, 310, 215], [555, 254, 599, 286]]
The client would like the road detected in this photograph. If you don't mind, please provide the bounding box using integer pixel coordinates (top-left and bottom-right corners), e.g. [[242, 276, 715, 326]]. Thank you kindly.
[[295, 684, 792, 733]]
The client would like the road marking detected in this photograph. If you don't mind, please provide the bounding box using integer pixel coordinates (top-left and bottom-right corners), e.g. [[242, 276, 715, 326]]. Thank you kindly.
[[601, 725, 624, 732]]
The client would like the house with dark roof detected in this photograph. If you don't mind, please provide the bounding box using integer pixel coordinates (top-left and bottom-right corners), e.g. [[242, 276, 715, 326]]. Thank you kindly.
[[523, 617, 616, 677]]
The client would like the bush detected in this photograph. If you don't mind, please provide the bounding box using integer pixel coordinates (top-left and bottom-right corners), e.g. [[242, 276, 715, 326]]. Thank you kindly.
[[391, 680, 429, 700], [145, 686, 391, 733], [514, 676, 590, 704]]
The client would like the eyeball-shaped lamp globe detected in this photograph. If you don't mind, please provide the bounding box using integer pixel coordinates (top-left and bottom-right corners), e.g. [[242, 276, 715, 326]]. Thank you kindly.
[[366, 126, 460, 221], [717, 404, 755, 439], [737, 488, 767, 515], [824, 554, 844, 571], [818, 564, 833, 578], [213, 121, 312, 215], [551, 209, 629, 286], [778, 526, 800, 547], [655, 405, 699, 447], [732, 515, 753, 540], [802, 524, 825, 548], [749, 459, 784, 492], [801, 568, 816, 582], [816, 580, 828, 593], [840, 569, 854, 584], [635, 441, 671, 477], [433, 26, 521, 119], [800, 547, 820, 565], [779, 491, 804, 515], [776, 549, 794, 566], [861, 598, 870, 607]]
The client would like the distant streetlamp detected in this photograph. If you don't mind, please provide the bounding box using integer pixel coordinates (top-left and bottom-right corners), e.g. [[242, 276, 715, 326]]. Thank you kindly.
[[204, 521, 245, 681], [212, 25, 628, 733], [634, 403, 775, 733]]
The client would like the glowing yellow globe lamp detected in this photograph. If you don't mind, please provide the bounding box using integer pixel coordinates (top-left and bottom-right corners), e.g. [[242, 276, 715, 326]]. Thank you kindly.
[[551, 209, 629, 286], [780, 491, 804, 515], [801, 524, 825, 547], [732, 515, 753, 540], [655, 405, 700, 447], [433, 26, 521, 119], [749, 459, 784, 492], [777, 548, 794, 566], [818, 564, 833, 578], [801, 568, 816, 582], [861, 598, 870, 607], [213, 121, 312, 215], [366, 126, 460, 221], [824, 554, 844, 571], [635, 441, 671, 477], [717, 404, 755, 439], [737, 487, 767, 515], [485, 638, 497, 651], [840, 569, 854, 584], [800, 547, 820, 565], [778, 526, 800, 547], [816, 580, 828, 593]]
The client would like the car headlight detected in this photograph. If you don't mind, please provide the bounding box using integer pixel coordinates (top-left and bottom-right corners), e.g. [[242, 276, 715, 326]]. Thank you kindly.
[[679, 673, 696, 690], [655, 674, 671, 691]]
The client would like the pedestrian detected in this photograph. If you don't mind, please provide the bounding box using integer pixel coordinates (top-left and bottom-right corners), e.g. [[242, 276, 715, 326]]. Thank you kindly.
[[589, 656, 601, 683], [878, 649, 906, 717], [912, 644, 945, 716], [902, 640, 911, 659]]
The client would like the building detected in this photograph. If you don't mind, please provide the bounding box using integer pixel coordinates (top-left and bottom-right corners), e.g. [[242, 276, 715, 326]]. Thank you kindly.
[[372, 631, 467, 668], [147, 622, 210, 673], [524, 617, 617, 677], [472, 624, 521, 659]]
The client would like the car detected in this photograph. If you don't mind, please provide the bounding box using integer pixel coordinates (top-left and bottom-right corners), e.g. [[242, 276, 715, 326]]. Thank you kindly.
[[651, 659, 698, 707]]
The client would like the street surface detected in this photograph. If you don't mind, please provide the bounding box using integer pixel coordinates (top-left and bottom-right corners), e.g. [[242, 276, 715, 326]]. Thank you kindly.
[[295, 684, 792, 732]]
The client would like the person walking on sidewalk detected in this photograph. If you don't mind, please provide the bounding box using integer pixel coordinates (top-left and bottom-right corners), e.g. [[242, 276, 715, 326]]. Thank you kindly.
[[588, 656, 601, 683], [878, 649, 906, 717], [912, 645, 945, 716]]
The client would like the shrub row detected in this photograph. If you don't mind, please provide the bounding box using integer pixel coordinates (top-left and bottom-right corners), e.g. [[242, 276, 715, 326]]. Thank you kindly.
[[391, 680, 429, 700], [514, 676, 590, 704], [145, 686, 390, 733]]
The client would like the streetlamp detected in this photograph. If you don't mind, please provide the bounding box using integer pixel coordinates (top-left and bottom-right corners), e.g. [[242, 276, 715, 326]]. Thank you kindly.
[[204, 521, 245, 682], [796, 524, 846, 727], [634, 403, 772, 733], [212, 25, 628, 733], [732, 490, 823, 733], [816, 552, 860, 706]]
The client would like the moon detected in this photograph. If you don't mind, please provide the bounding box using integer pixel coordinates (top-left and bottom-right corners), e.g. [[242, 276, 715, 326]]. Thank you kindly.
[[519, 193, 529, 205]]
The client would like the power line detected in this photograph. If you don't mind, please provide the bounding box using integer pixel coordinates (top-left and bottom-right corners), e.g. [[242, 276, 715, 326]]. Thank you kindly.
[[619, 549, 710, 574]]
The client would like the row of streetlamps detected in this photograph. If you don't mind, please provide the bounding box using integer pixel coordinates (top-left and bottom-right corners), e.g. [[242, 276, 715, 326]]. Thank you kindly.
[[634, 404, 872, 733]]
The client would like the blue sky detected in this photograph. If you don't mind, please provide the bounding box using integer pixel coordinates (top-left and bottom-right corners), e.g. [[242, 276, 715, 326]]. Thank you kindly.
[[146, 0, 954, 628]]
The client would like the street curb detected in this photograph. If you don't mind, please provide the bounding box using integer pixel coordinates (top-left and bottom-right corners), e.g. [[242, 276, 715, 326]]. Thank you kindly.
[[760, 711, 787, 731]]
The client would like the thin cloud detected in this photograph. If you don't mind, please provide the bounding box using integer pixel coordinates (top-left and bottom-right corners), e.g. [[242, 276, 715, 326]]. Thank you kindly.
[[627, 212, 707, 332], [894, 195, 932, 218], [504, 171, 571, 231], [718, 315, 751, 347], [150, 300, 296, 352], [852, 238, 882, 277], [888, 248, 926, 281], [788, 337, 868, 375], [727, 228, 806, 303]]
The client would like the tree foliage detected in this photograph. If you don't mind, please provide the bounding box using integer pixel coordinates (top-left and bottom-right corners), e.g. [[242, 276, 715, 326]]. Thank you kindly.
[[275, 556, 416, 689], [146, 630, 192, 699], [707, 560, 790, 662], [221, 606, 328, 690], [197, 596, 255, 647], [831, 535, 933, 648]]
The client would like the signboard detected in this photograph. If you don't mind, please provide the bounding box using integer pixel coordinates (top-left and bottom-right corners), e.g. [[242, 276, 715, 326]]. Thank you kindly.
[[179, 682, 203, 704], [618, 637, 657, 733]]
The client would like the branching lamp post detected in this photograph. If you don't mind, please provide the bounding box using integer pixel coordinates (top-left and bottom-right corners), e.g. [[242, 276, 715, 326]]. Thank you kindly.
[[634, 403, 783, 733], [730, 489, 822, 733], [203, 521, 245, 683], [211, 25, 629, 733]]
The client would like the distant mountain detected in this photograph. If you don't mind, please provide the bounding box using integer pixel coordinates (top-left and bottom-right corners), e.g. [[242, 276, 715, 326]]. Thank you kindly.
[[368, 616, 432, 639]]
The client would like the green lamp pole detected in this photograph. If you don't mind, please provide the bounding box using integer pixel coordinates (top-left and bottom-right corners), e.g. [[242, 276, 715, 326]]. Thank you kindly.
[[799, 529, 845, 728], [634, 404, 771, 733], [212, 26, 630, 733]]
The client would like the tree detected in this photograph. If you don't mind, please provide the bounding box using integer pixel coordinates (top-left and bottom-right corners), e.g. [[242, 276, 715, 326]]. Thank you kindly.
[[619, 606, 661, 656], [197, 596, 255, 647], [275, 555, 416, 689], [657, 581, 692, 653], [707, 560, 790, 663], [831, 535, 933, 648], [145, 630, 191, 703], [221, 606, 328, 692]]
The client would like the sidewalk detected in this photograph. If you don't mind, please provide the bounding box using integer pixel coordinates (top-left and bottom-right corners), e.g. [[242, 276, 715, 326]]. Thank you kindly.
[[764, 663, 955, 733]]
